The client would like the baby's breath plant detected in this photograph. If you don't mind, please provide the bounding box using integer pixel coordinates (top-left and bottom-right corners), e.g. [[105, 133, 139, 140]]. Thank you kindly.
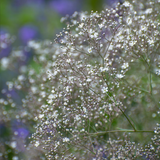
[[1, 0, 160, 159]]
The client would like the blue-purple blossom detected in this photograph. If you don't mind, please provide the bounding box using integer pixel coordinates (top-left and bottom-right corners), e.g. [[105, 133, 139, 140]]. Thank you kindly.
[[19, 25, 38, 44], [12, 120, 29, 139], [13, 127, 29, 139], [50, 0, 80, 16], [0, 33, 12, 59], [105, 0, 123, 7]]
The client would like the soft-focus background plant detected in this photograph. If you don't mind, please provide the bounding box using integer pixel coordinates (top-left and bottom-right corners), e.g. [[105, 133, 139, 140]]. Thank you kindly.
[[0, 0, 160, 160]]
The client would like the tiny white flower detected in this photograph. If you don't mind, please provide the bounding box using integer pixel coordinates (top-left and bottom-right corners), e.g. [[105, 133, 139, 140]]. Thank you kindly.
[[148, 39, 154, 45], [79, 23, 84, 28], [83, 107, 87, 113], [11, 141, 17, 148], [123, 1, 130, 7], [75, 115, 81, 121], [116, 74, 124, 79], [35, 141, 40, 147], [39, 114, 44, 119], [100, 67, 109, 72], [145, 8, 152, 14], [88, 48, 92, 53], [12, 156, 19, 160], [80, 12, 87, 21], [99, 23, 104, 29], [1, 57, 10, 69], [126, 17, 132, 25], [100, 44, 103, 48], [63, 137, 70, 142], [66, 59, 71, 63], [18, 75, 25, 81], [86, 78, 92, 82], [31, 86, 37, 93], [121, 62, 129, 69], [102, 87, 108, 93]]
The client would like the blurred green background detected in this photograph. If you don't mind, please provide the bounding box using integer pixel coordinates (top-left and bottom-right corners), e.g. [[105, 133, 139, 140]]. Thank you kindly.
[[0, 0, 112, 41]]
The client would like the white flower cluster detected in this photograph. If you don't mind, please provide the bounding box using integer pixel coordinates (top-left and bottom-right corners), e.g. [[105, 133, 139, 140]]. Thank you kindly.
[[0, 0, 160, 159]]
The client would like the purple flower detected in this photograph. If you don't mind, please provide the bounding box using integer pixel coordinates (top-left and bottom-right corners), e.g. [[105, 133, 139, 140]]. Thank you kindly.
[[105, 0, 120, 7], [4, 89, 21, 102], [11, 120, 29, 139], [50, 0, 80, 16], [10, 120, 30, 152], [0, 33, 12, 59], [0, 46, 11, 59], [19, 25, 38, 44], [13, 128, 29, 139]]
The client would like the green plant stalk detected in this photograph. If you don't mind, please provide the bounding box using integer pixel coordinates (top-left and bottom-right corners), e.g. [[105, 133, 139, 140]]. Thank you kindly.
[[106, 92, 137, 132], [88, 129, 154, 136]]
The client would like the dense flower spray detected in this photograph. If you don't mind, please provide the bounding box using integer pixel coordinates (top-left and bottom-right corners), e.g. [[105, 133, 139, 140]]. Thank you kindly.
[[0, 0, 160, 159]]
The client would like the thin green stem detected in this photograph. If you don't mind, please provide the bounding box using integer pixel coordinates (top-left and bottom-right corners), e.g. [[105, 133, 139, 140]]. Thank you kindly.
[[149, 67, 152, 95], [87, 129, 154, 136], [106, 93, 137, 132], [118, 106, 137, 131]]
